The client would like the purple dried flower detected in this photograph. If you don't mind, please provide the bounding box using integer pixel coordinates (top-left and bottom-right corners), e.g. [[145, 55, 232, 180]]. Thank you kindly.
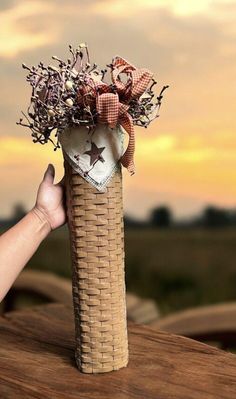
[[17, 44, 168, 150]]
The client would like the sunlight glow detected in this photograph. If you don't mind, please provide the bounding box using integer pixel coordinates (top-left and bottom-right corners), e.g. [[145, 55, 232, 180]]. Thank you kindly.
[[0, 137, 62, 167]]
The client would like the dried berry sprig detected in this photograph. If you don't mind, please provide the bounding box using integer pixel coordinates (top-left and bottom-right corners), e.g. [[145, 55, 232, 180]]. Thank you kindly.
[[17, 43, 168, 149]]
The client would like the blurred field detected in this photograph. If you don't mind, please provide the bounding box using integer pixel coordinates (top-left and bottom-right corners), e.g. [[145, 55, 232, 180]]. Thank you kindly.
[[22, 226, 236, 316]]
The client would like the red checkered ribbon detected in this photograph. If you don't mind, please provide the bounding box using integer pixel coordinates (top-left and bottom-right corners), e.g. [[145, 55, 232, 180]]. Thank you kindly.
[[96, 56, 153, 175]]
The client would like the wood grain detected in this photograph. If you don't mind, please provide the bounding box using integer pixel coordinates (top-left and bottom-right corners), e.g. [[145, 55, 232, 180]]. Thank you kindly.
[[0, 304, 236, 398]]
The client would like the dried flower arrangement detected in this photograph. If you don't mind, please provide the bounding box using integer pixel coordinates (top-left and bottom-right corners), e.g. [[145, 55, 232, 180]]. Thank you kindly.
[[17, 43, 168, 160], [18, 43, 168, 374]]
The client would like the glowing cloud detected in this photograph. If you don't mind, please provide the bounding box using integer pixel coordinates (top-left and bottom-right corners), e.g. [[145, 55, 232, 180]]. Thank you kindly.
[[0, 137, 62, 167], [0, 1, 56, 58], [89, 0, 222, 18]]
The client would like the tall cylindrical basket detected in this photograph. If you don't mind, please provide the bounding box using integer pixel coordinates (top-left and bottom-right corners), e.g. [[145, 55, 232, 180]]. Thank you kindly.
[[19, 40, 167, 375], [64, 159, 129, 373]]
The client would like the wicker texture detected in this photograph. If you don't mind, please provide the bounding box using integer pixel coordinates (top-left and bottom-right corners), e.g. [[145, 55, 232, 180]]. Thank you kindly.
[[64, 159, 129, 373]]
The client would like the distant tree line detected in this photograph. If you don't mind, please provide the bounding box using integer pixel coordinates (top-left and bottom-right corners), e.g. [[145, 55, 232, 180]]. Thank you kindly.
[[1, 203, 236, 230], [124, 205, 236, 229]]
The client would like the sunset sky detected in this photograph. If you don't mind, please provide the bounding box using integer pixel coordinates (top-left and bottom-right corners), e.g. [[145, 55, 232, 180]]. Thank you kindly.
[[1, 0, 236, 220]]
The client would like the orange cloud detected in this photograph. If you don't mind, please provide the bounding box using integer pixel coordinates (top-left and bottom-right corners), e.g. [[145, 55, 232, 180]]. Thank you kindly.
[[121, 130, 236, 210], [89, 0, 218, 18], [0, 1, 56, 58], [0, 136, 63, 170]]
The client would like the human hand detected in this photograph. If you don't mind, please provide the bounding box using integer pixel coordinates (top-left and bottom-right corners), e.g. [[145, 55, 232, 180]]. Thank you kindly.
[[33, 164, 67, 231]]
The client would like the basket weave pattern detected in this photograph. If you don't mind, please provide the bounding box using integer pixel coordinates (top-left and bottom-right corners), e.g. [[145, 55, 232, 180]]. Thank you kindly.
[[64, 160, 129, 373]]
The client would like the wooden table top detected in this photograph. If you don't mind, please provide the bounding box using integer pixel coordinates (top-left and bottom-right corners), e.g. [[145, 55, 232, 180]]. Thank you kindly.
[[0, 303, 236, 399]]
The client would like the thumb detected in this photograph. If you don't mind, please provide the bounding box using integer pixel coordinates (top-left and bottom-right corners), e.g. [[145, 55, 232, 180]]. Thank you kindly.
[[56, 175, 65, 187], [43, 164, 55, 185]]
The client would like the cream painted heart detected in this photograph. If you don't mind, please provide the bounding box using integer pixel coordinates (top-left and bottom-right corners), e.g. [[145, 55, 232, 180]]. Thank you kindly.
[[59, 123, 125, 191]]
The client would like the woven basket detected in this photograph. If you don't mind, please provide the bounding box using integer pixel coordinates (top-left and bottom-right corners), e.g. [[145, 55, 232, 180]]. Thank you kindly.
[[64, 158, 129, 373]]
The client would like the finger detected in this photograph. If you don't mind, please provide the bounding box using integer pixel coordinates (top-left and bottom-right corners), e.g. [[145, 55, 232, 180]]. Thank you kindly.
[[43, 164, 55, 185]]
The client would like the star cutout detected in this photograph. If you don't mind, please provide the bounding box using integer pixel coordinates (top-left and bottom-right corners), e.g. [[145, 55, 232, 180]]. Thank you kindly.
[[84, 141, 105, 166]]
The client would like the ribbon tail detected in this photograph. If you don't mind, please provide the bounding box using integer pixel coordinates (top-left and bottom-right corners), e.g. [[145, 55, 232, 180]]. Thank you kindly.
[[119, 112, 135, 175]]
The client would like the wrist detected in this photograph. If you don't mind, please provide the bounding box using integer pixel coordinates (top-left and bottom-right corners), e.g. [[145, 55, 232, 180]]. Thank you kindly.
[[30, 206, 52, 237]]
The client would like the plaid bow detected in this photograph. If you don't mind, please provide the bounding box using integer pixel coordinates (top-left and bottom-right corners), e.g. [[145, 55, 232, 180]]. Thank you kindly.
[[95, 57, 153, 175]]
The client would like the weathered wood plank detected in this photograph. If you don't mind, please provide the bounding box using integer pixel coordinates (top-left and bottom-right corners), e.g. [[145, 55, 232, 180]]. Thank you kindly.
[[153, 302, 236, 343], [0, 304, 236, 399]]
